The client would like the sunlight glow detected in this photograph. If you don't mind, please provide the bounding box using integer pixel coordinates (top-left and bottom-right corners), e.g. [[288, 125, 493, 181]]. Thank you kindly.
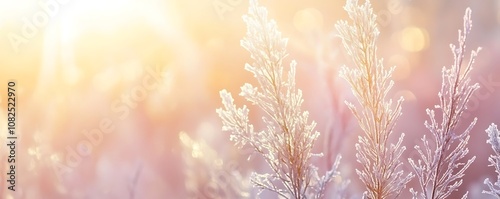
[[63, 65, 81, 85], [0, 0, 36, 18], [121, 62, 145, 82], [293, 8, 324, 32], [69, 0, 138, 29], [92, 67, 120, 92]]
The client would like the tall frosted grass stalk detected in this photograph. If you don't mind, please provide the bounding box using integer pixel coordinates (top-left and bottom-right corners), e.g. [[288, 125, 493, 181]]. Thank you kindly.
[[408, 8, 481, 199], [216, 0, 339, 198], [335, 0, 413, 198], [484, 123, 500, 198]]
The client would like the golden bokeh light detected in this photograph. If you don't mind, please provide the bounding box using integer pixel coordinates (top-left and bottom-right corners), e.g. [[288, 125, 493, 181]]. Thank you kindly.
[[397, 26, 429, 52]]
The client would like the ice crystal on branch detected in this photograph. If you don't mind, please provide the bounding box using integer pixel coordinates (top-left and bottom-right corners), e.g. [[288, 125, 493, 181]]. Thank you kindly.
[[335, 0, 413, 198], [216, 0, 339, 198], [484, 123, 500, 198], [408, 8, 480, 199]]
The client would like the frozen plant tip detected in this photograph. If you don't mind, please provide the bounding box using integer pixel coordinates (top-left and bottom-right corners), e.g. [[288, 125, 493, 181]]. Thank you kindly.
[[335, 0, 413, 198], [408, 8, 480, 199], [484, 123, 500, 198], [216, 0, 340, 198]]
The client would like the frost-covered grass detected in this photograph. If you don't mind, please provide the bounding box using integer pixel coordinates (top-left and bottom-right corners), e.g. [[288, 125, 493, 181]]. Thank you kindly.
[[179, 0, 500, 198], [216, 1, 340, 198]]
